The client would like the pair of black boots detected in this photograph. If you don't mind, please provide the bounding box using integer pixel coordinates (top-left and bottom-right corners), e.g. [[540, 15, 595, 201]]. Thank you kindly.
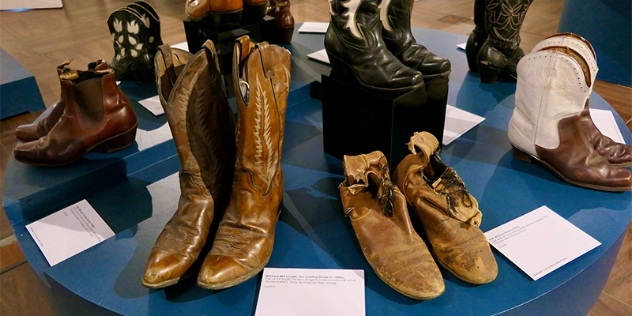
[[324, 0, 450, 92], [107, 1, 164, 81]]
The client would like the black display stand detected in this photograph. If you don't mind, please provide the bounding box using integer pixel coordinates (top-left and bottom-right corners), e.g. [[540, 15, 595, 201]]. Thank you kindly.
[[322, 72, 448, 167], [183, 16, 280, 96]]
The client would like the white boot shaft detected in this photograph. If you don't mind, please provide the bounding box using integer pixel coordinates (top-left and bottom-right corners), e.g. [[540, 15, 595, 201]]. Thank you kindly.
[[508, 48, 592, 156], [532, 35, 598, 84]]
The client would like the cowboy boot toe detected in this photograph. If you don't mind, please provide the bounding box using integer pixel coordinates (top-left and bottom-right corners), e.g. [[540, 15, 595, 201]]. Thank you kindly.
[[142, 251, 195, 288], [197, 255, 257, 290]]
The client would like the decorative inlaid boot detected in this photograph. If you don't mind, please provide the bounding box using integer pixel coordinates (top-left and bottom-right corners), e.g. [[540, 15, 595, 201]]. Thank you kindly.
[[16, 60, 107, 142], [393, 132, 498, 284], [14, 65, 138, 166], [197, 35, 291, 290], [380, 0, 451, 79], [476, 0, 532, 83], [108, 7, 156, 81], [324, 0, 424, 91], [508, 45, 632, 191], [339, 151, 445, 300], [143, 41, 237, 288]]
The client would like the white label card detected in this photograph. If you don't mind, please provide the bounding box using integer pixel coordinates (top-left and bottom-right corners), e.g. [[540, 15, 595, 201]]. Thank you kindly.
[[138, 95, 164, 116], [298, 22, 329, 34], [255, 268, 365, 316], [307, 49, 330, 64], [443, 104, 485, 145], [484, 206, 601, 281], [26, 200, 115, 266], [590, 108, 625, 144]]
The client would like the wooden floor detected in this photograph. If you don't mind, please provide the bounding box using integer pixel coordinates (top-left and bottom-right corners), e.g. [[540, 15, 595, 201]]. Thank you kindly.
[[1, 0, 630, 315]]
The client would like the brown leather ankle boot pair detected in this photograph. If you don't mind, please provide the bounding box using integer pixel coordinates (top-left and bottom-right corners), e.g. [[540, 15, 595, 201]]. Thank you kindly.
[[13, 60, 138, 167], [142, 36, 291, 290], [339, 132, 497, 300]]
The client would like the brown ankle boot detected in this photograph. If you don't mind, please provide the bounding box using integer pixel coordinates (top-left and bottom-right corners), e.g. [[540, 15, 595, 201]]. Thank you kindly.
[[267, 0, 294, 43], [14, 64, 137, 167], [197, 35, 291, 290], [143, 41, 238, 288], [393, 132, 498, 285], [15, 60, 108, 142], [339, 151, 445, 300]]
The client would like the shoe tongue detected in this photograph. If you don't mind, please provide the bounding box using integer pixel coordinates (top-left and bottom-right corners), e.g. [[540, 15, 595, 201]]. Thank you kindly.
[[407, 131, 439, 158]]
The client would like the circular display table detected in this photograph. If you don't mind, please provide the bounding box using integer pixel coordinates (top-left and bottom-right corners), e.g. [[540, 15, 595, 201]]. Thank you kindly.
[[3, 26, 631, 315]]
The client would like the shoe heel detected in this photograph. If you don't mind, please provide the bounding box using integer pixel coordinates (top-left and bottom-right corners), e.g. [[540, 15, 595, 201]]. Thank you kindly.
[[103, 125, 137, 153], [478, 62, 501, 84], [511, 146, 533, 163]]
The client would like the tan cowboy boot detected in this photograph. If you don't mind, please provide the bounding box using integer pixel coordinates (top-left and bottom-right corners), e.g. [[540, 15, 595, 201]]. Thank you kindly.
[[393, 132, 498, 285], [16, 60, 108, 142], [339, 151, 445, 300], [197, 35, 291, 290], [142, 41, 237, 288]]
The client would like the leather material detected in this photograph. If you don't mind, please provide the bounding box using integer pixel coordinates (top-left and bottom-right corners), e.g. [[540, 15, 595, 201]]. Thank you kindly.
[[393, 132, 498, 285], [142, 42, 238, 289], [108, 6, 159, 81], [324, 0, 424, 92], [476, 0, 532, 82], [197, 36, 290, 290], [16, 60, 108, 142], [532, 33, 632, 168], [508, 45, 632, 191], [339, 151, 445, 300], [380, 0, 451, 79], [268, 0, 294, 43], [534, 115, 632, 191], [14, 67, 138, 167], [465, 0, 486, 71], [186, 0, 243, 28]]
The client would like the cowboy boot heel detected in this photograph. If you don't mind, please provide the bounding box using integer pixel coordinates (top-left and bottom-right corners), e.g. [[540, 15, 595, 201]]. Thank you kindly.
[[477, 61, 502, 83], [511, 145, 533, 163]]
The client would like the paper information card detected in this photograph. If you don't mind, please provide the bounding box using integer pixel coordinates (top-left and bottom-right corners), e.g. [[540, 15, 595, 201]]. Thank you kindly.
[[484, 206, 600, 280], [26, 200, 115, 266], [255, 268, 365, 316]]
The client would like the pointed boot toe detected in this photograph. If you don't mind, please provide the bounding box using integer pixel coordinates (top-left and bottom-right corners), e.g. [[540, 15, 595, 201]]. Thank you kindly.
[[393, 132, 498, 285], [142, 252, 196, 288], [197, 255, 260, 290], [339, 151, 445, 300]]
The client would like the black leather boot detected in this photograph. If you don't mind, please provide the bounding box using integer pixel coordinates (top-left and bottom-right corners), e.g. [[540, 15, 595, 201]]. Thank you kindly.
[[380, 0, 451, 79], [465, 0, 486, 72], [127, 1, 164, 58], [107, 7, 155, 81], [476, 0, 532, 83], [324, 0, 424, 92]]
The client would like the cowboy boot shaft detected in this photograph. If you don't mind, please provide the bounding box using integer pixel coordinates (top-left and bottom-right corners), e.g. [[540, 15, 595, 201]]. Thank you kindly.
[[465, 0, 487, 71], [198, 36, 290, 290], [485, 0, 532, 50], [325, 0, 424, 91], [380, 0, 451, 77], [339, 151, 445, 300]]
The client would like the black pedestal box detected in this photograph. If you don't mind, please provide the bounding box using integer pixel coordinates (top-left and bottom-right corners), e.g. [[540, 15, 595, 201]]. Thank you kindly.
[[322, 72, 448, 167]]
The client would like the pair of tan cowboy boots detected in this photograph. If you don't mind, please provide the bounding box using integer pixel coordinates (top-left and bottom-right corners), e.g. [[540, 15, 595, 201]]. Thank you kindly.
[[339, 132, 498, 300], [141, 36, 291, 290]]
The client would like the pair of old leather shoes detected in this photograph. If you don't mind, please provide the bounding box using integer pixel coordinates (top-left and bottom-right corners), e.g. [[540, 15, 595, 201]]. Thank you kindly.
[[14, 60, 138, 167], [185, 0, 268, 29], [141, 36, 291, 291], [339, 132, 498, 300]]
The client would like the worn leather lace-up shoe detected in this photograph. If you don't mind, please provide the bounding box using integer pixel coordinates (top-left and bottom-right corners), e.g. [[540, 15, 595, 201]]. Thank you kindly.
[[393, 132, 498, 284], [339, 151, 445, 300]]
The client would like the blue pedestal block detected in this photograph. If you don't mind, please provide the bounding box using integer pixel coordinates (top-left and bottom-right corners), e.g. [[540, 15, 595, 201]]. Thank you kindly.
[[3, 27, 631, 315], [0, 48, 46, 119], [558, 0, 632, 86]]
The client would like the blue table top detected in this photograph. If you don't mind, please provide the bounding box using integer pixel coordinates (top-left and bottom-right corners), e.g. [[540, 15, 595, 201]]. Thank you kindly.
[[3, 26, 631, 315]]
